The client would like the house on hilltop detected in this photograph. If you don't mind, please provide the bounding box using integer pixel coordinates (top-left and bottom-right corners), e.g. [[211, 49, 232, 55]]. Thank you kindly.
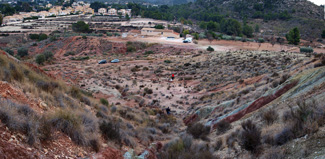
[[98, 8, 107, 15]]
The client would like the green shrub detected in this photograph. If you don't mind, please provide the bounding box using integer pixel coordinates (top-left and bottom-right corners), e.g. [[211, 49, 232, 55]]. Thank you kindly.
[[49, 110, 98, 147], [164, 60, 172, 63], [106, 32, 113, 36], [100, 98, 108, 106], [72, 21, 90, 33], [154, 24, 165, 29], [207, 46, 214, 52], [9, 63, 24, 82], [4, 48, 14, 56], [39, 34, 48, 41], [50, 36, 57, 42], [262, 109, 278, 125], [17, 48, 28, 57], [235, 37, 242, 41], [70, 86, 82, 98], [131, 66, 140, 72], [99, 120, 121, 142], [64, 51, 75, 56], [286, 27, 300, 45], [35, 54, 46, 65], [300, 47, 313, 53], [82, 35, 87, 39], [0, 100, 38, 145], [127, 46, 136, 52], [36, 80, 58, 92], [29, 34, 40, 40], [144, 51, 154, 55], [43, 51, 54, 61], [222, 35, 232, 40], [258, 38, 265, 43], [114, 33, 120, 36], [216, 120, 231, 135], [144, 87, 153, 94], [240, 120, 261, 154], [187, 122, 210, 139]]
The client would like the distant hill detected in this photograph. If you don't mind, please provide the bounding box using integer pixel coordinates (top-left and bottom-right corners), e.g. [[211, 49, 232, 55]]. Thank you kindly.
[[141, 0, 325, 39], [197, 0, 325, 39]]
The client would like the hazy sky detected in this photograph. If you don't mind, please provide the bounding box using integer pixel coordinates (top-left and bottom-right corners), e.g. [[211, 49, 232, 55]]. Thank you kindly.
[[309, 0, 324, 6]]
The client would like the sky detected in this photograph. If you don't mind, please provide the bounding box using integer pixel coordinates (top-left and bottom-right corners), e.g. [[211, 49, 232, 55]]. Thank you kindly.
[[309, 0, 324, 6]]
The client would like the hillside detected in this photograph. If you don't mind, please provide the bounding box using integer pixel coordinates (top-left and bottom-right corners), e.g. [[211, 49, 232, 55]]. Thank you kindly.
[[0, 32, 325, 158], [0, 49, 183, 158], [141, 0, 325, 39]]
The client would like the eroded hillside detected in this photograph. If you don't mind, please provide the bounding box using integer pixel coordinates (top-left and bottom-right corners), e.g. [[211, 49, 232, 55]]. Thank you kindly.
[[1, 35, 325, 158]]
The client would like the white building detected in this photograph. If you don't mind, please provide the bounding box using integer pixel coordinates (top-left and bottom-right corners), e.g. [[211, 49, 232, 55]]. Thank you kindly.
[[98, 8, 107, 14], [118, 9, 131, 17], [108, 8, 117, 16]]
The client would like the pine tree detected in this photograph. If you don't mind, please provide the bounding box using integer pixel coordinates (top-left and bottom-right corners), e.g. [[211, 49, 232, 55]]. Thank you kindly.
[[286, 27, 300, 45]]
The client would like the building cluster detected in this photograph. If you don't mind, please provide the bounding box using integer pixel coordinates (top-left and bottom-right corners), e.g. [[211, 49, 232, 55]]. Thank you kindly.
[[2, 1, 94, 25], [97, 8, 131, 17]]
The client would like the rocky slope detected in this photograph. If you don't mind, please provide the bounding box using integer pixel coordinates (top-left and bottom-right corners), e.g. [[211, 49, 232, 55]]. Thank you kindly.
[[1, 35, 325, 158]]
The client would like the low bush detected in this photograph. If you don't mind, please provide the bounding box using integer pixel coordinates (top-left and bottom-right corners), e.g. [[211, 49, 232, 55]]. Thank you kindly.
[[29, 34, 40, 40], [215, 138, 223, 151], [279, 74, 290, 85], [164, 60, 172, 63], [35, 54, 46, 65], [64, 51, 75, 56], [144, 51, 154, 55], [274, 127, 294, 145], [100, 98, 109, 106], [240, 120, 261, 154], [131, 66, 140, 72], [187, 122, 210, 139], [261, 147, 284, 159], [0, 99, 45, 145], [207, 46, 214, 52], [226, 131, 238, 148], [49, 110, 99, 149], [4, 48, 14, 56], [111, 106, 117, 113], [80, 96, 91, 105], [158, 138, 215, 159], [215, 120, 231, 135], [144, 87, 153, 94], [258, 38, 265, 43], [99, 120, 121, 143], [17, 48, 29, 57], [300, 47, 313, 53], [222, 35, 232, 40], [43, 51, 54, 61], [9, 63, 24, 82], [70, 86, 82, 98], [127, 46, 136, 52], [39, 34, 48, 41], [262, 109, 278, 125], [36, 80, 59, 92]]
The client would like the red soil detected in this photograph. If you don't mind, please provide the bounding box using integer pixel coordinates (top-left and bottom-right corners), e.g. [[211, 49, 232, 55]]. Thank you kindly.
[[214, 80, 299, 128]]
